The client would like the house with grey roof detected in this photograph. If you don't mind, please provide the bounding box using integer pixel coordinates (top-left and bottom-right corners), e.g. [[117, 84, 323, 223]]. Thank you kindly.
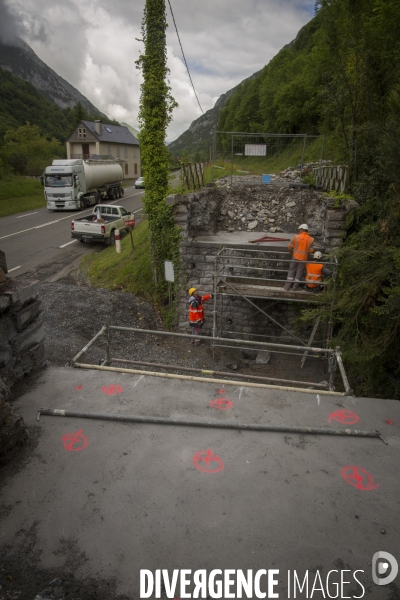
[[66, 120, 141, 178]]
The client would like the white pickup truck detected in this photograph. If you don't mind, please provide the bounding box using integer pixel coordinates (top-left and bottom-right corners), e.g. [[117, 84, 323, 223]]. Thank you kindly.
[[71, 205, 135, 245]]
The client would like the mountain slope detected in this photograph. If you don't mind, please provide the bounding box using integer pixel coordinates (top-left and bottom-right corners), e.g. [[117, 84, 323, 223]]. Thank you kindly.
[[0, 38, 104, 116], [168, 16, 323, 159], [0, 67, 71, 142], [168, 71, 261, 159]]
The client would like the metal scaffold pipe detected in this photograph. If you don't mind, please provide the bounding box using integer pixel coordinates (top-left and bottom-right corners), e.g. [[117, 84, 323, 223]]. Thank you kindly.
[[111, 358, 329, 389], [72, 362, 346, 395], [71, 326, 107, 363], [107, 326, 330, 354], [37, 408, 386, 443]]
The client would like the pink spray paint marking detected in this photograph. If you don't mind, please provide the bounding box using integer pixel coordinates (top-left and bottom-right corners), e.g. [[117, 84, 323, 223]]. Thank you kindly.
[[328, 409, 359, 425], [385, 419, 394, 425], [193, 449, 224, 473], [75, 385, 83, 390], [341, 466, 380, 491], [101, 384, 124, 396], [218, 389, 226, 394], [210, 398, 233, 411], [62, 429, 88, 452]]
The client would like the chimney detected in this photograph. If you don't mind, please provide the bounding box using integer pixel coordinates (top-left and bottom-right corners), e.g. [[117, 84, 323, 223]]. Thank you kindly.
[[95, 120, 102, 135]]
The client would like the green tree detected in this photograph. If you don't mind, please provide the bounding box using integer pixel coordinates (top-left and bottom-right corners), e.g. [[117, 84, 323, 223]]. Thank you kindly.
[[136, 0, 179, 292], [1, 123, 65, 176], [69, 102, 89, 132]]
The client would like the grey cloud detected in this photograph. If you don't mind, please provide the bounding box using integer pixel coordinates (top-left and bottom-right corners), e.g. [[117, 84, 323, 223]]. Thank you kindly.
[[0, 0, 23, 44], [13, 0, 314, 139]]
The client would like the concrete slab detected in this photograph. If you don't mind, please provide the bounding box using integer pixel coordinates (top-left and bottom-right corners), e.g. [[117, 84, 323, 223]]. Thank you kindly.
[[196, 231, 292, 251], [1, 366, 400, 599]]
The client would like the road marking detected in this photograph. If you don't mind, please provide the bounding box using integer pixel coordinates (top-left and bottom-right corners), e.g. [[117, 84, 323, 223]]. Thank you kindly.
[[35, 219, 60, 228], [121, 192, 144, 200], [8, 266, 22, 272], [59, 240, 77, 248], [0, 191, 145, 241], [16, 212, 38, 218]]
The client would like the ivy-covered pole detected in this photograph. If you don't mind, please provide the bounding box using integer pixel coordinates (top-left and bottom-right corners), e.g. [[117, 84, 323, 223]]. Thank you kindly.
[[136, 0, 179, 292]]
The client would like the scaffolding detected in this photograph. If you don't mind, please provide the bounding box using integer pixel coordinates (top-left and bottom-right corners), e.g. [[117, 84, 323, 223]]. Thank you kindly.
[[66, 246, 350, 394], [211, 245, 341, 389]]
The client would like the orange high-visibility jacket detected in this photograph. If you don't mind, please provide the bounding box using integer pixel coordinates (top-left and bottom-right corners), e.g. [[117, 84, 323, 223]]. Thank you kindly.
[[188, 294, 212, 324], [306, 263, 324, 288], [288, 232, 315, 260]]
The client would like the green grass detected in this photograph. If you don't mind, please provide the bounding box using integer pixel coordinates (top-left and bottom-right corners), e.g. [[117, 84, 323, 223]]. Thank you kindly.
[[0, 177, 45, 217], [80, 220, 158, 303]]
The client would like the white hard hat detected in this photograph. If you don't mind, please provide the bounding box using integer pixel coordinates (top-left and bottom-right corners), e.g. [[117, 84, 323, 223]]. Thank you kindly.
[[313, 251, 323, 259], [299, 223, 309, 230]]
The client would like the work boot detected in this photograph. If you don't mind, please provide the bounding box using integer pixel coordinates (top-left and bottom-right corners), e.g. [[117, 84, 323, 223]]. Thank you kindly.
[[194, 340, 201, 346], [283, 283, 291, 291]]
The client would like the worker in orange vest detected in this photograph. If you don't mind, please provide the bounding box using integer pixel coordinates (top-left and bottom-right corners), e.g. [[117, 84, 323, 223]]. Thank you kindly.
[[305, 252, 332, 292], [284, 224, 315, 291], [188, 287, 213, 345]]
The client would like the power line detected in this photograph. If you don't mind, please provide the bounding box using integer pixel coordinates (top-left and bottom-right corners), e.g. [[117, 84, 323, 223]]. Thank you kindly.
[[167, 0, 204, 115]]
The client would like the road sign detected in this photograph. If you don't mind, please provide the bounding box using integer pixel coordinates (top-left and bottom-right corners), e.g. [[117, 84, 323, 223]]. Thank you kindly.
[[164, 261, 174, 282]]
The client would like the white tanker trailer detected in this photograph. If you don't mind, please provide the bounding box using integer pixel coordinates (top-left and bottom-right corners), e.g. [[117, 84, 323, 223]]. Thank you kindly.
[[42, 159, 124, 211]]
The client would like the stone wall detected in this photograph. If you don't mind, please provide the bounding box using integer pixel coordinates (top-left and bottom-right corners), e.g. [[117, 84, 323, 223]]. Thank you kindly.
[[0, 278, 46, 399], [169, 183, 358, 336], [0, 393, 28, 466], [0, 276, 46, 464]]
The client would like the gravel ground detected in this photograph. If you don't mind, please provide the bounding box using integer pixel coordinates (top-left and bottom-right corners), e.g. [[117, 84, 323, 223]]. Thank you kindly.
[[39, 276, 328, 389]]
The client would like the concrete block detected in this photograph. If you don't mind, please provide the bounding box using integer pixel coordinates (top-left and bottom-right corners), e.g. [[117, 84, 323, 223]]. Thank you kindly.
[[166, 194, 184, 206], [0, 250, 7, 274], [326, 221, 347, 231], [13, 320, 45, 355], [256, 351, 272, 364], [326, 210, 346, 222], [343, 199, 359, 212], [14, 300, 43, 331], [0, 344, 13, 368], [0, 295, 10, 314], [0, 279, 40, 310], [0, 394, 27, 466], [0, 315, 17, 342], [328, 239, 344, 248], [326, 230, 347, 239], [15, 342, 46, 378]]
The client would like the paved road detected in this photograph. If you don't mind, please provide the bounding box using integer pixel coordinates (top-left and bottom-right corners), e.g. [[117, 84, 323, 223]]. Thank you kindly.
[[0, 185, 145, 280], [1, 366, 399, 598]]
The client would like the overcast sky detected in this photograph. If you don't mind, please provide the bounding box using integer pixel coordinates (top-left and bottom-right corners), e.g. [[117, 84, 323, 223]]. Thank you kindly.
[[2, 0, 314, 141]]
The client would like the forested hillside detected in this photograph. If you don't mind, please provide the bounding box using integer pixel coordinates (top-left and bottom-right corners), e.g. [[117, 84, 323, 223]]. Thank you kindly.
[[219, 0, 400, 396], [0, 67, 119, 177], [0, 67, 71, 143], [0, 39, 104, 115]]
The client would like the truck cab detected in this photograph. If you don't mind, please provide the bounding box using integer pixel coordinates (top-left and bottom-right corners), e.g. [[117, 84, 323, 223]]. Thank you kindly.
[[43, 160, 86, 211]]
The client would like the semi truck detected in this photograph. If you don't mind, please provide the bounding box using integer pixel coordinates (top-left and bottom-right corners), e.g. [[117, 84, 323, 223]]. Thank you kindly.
[[42, 159, 124, 211]]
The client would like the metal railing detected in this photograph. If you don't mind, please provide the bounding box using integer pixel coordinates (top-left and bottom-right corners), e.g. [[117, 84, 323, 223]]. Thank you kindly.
[[70, 325, 352, 395]]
